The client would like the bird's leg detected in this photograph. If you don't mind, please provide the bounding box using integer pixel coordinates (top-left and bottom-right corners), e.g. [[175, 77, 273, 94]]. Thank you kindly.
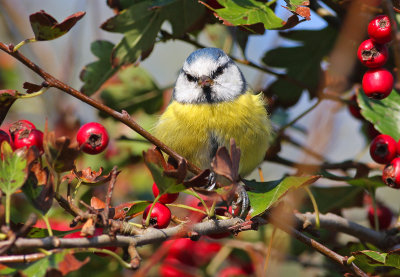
[[232, 184, 250, 219]]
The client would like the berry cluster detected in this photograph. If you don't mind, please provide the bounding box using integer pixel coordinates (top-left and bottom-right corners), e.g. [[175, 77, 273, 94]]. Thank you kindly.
[[369, 134, 400, 188], [357, 15, 393, 99], [141, 183, 179, 229], [0, 120, 44, 153], [159, 237, 253, 277]]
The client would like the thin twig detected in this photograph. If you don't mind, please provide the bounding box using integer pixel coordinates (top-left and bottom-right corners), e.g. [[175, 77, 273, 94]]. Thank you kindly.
[[0, 43, 201, 175]]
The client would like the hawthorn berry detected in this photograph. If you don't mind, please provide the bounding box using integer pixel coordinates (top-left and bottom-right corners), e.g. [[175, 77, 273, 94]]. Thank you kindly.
[[160, 258, 196, 277], [152, 182, 179, 204], [77, 122, 109, 154], [369, 134, 397, 164], [13, 128, 44, 153], [367, 204, 393, 230], [218, 266, 248, 277], [9, 120, 36, 140], [357, 39, 388, 68], [382, 157, 400, 188], [362, 68, 393, 99], [143, 202, 171, 229], [368, 15, 392, 44], [0, 129, 10, 145]]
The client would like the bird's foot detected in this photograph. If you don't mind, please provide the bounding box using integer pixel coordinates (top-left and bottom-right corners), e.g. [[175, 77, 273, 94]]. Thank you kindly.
[[232, 184, 250, 219]]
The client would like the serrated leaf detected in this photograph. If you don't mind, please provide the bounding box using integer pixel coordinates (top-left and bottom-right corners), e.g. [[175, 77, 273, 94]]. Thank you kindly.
[[100, 66, 163, 116], [210, 0, 284, 30], [262, 27, 337, 107], [125, 200, 152, 216], [244, 175, 320, 217], [0, 142, 28, 195], [29, 10, 85, 41], [353, 249, 400, 270], [80, 40, 118, 95], [358, 89, 400, 139], [101, 0, 205, 67], [283, 0, 310, 19]]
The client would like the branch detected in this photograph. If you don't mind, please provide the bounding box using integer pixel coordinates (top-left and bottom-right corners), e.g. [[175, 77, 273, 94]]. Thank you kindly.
[[268, 215, 368, 277], [0, 43, 201, 175], [293, 212, 392, 250], [1, 218, 243, 253]]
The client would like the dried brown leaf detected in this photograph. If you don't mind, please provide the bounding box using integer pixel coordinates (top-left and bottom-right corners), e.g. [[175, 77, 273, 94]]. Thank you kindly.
[[90, 196, 106, 209], [23, 82, 43, 94], [0, 90, 17, 125], [58, 253, 90, 276], [183, 169, 211, 188]]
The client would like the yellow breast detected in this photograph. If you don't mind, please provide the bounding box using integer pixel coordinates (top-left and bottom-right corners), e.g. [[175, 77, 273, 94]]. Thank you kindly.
[[153, 92, 272, 176]]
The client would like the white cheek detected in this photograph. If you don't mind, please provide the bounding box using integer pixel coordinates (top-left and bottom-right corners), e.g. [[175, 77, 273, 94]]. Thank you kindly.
[[173, 75, 203, 103], [214, 66, 246, 100]]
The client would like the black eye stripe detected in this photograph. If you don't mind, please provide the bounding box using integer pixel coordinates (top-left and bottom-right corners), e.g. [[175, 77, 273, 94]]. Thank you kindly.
[[184, 71, 198, 82], [211, 63, 229, 79]]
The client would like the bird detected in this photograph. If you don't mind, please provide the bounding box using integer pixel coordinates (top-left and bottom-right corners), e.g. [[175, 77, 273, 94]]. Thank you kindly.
[[154, 47, 271, 186]]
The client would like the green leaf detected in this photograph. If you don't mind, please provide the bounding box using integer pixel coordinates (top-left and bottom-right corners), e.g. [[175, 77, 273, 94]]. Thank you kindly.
[[101, 0, 206, 67], [80, 40, 118, 95], [22, 251, 66, 277], [262, 27, 337, 107], [303, 185, 364, 213], [212, 0, 284, 30], [26, 227, 75, 238], [353, 249, 400, 270], [0, 143, 28, 195], [347, 176, 385, 190], [244, 175, 320, 217], [145, 161, 186, 194], [125, 200, 152, 216], [100, 66, 163, 116], [358, 89, 400, 139]]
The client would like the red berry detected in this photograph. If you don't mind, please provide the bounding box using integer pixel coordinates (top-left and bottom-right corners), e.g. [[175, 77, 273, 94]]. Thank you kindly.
[[9, 120, 36, 140], [348, 94, 363, 119], [0, 129, 10, 145], [77, 122, 109, 155], [160, 258, 196, 277], [369, 134, 397, 164], [382, 157, 400, 188], [362, 68, 393, 99], [152, 183, 179, 204], [163, 238, 197, 266], [218, 266, 248, 277], [367, 204, 393, 230], [143, 202, 171, 229], [368, 15, 392, 44], [357, 39, 388, 68], [13, 128, 44, 153]]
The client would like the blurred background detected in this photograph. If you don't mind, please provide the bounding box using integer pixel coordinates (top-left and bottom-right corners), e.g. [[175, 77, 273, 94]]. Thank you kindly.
[[1, 0, 399, 276]]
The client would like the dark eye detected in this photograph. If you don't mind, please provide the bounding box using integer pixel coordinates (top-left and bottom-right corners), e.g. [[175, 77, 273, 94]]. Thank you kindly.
[[185, 72, 198, 82], [212, 66, 224, 78]]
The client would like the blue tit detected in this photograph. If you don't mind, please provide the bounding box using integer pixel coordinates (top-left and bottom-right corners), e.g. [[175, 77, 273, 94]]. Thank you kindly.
[[154, 47, 271, 178]]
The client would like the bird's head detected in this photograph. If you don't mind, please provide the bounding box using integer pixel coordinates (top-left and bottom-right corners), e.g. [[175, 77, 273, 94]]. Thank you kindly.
[[173, 48, 247, 104]]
